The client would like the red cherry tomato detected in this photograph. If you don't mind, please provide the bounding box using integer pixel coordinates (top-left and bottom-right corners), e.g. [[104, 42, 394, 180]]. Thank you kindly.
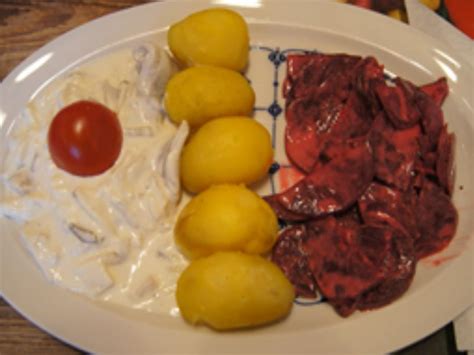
[[48, 100, 123, 176]]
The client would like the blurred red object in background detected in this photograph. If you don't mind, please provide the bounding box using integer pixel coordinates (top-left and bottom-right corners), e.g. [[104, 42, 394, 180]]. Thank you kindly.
[[445, 0, 474, 39]]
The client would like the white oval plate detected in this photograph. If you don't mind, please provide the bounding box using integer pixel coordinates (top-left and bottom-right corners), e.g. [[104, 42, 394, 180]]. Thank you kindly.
[[1, 1, 473, 353]]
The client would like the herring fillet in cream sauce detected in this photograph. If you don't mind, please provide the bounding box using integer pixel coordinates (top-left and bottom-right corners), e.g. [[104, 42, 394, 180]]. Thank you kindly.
[[0, 43, 190, 315]]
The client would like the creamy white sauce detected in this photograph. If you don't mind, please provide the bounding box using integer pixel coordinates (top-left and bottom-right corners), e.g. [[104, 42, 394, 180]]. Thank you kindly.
[[0, 43, 190, 316]]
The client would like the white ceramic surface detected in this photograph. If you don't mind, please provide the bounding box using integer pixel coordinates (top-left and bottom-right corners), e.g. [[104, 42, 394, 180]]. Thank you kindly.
[[1, 1, 473, 353]]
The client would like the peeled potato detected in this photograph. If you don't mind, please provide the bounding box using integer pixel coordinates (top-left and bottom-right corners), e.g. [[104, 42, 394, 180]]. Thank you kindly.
[[175, 184, 278, 259], [176, 251, 294, 330], [164, 66, 255, 127], [168, 8, 249, 71], [180, 117, 273, 193]]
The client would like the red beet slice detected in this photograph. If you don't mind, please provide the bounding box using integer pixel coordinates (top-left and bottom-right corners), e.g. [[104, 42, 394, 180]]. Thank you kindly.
[[416, 180, 458, 259], [358, 182, 419, 240], [285, 91, 372, 172], [375, 78, 421, 129], [303, 219, 415, 317], [418, 89, 445, 151], [269, 51, 457, 318], [436, 124, 456, 195], [420, 77, 449, 106], [271, 224, 318, 298], [268, 137, 374, 221], [284, 54, 374, 172], [355, 226, 416, 311], [369, 113, 421, 191]]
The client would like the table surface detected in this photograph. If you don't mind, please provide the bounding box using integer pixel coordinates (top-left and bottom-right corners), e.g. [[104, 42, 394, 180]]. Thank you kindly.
[[0, 1, 467, 354]]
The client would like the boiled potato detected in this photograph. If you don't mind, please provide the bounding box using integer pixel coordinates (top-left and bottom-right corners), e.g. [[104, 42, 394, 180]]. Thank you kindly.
[[180, 117, 273, 193], [168, 8, 249, 71], [175, 184, 278, 259], [176, 251, 295, 330], [164, 66, 255, 127]]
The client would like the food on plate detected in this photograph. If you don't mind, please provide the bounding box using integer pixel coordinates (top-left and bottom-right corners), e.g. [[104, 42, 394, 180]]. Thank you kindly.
[[176, 251, 294, 330], [4, 2, 462, 332], [180, 117, 273, 193], [267, 52, 457, 316], [0, 43, 190, 315], [168, 8, 249, 71], [181, 117, 273, 192], [48, 100, 123, 176], [175, 184, 278, 259], [164, 66, 255, 127]]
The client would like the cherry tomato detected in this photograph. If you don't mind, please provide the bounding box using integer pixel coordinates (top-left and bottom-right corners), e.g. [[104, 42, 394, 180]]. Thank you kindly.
[[48, 100, 123, 176]]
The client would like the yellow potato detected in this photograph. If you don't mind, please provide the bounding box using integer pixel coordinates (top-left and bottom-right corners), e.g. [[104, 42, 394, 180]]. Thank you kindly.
[[168, 8, 249, 71], [164, 66, 255, 127], [419, 0, 440, 10], [175, 184, 278, 259], [176, 252, 294, 330], [180, 117, 273, 193]]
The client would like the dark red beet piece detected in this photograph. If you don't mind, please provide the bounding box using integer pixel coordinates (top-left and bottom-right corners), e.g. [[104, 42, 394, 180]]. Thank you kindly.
[[284, 94, 342, 172], [369, 113, 421, 191], [436, 124, 456, 195], [268, 137, 374, 221], [285, 90, 372, 172], [420, 77, 449, 106], [303, 219, 415, 317], [285, 53, 362, 101], [355, 226, 416, 311], [270, 51, 457, 318], [264, 195, 308, 222], [358, 182, 419, 240], [375, 78, 421, 129], [353, 57, 385, 114], [284, 54, 374, 172], [271, 225, 318, 298], [417, 89, 445, 151], [303, 218, 386, 301], [335, 206, 363, 228], [416, 180, 458, 259]]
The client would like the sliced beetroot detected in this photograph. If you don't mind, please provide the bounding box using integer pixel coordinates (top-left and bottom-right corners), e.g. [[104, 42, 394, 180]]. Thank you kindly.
[[416, 180, 458, 259], [284, 54, 334, 101], [285, 91, 372, 172], [284, 97, 322, 173], [264, 194, 308, 222], [284, 94, 342, 172], [358, 182, 419, 240], [417, 90, 444, 151], [356, 226, 416, 311], [303, 218, 385, 301], [303, 219, 415, 317], [270, 52, 457, 318], [270, 137, 374, 220], [284, 53, 374, 173], [436, 124, 456, 195], [285, 53, 362, 101], [375, 78, 421, 129], [420, 77, 449, 106], [335, 206, 363, 228], [271, 225, 318, 298], [353, 57, 385, 114], [369, 113, 421, 190]]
